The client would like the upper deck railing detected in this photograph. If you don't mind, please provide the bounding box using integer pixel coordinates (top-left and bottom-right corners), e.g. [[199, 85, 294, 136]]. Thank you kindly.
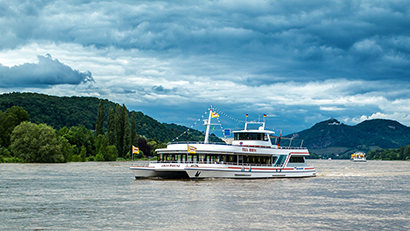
[[166, 141, 307, 149]]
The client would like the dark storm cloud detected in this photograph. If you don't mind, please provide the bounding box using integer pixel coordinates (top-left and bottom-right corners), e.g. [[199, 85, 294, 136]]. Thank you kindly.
[[0, 54, 94, 88], [2, 0, 409, 84]]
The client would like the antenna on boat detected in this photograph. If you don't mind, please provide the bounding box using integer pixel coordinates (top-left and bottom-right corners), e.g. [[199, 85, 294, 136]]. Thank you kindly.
[[204, 106, 213, 144], [204, 105, 222, 143]]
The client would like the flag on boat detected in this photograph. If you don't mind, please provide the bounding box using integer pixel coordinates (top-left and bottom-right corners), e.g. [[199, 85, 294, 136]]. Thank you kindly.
[[263, 114, 267, 117], [187, 145, 197, 154], [278, 130, 282, 147], [211, 112, 219, 118], [132, 146, 139, 154], [246, 114, 248, 117]]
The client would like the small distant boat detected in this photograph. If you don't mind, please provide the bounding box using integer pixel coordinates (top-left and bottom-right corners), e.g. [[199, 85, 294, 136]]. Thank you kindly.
[[351, 152, 366, 162], [130, 107, 316, 179]]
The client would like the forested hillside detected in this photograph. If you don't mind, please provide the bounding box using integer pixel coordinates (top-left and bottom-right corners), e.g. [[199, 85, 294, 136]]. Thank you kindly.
[[0, 92, 102, 129], [0, 92, 220, 143]]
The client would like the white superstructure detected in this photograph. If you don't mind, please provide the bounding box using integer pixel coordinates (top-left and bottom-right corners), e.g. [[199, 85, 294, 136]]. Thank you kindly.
[[130, 108, 316, 179]]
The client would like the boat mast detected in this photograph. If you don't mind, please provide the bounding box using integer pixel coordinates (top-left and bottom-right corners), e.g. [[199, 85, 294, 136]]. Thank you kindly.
[[204, 108, 213, 144]]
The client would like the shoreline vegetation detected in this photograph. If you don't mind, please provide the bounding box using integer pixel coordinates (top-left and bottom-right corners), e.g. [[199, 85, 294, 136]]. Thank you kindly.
[[0, 100, 166, 164]]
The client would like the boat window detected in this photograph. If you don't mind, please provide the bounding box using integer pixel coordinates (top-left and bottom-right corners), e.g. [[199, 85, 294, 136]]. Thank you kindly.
[[199, 154, 205, 163], [271, 156, 277, 164], [243, 156, 271, 165], [289, 156, 305, 163], [275, 155, 287, 167], [234, 132, 265, 141], [228, 155, 237, 163]]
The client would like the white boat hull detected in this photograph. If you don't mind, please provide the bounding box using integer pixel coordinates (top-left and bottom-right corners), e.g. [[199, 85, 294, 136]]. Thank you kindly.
[[131, 163, 316, 179], [185, 165, 316, 179], [130, 167, 157, 178], [130, 163, 190, 179]]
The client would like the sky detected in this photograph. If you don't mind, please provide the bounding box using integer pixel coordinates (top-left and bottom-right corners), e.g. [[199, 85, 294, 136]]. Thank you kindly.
[[1, 0, 410, 137]]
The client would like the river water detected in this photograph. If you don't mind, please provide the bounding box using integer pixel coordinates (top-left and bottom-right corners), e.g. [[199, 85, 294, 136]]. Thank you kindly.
[[1, 160, 409, 230]]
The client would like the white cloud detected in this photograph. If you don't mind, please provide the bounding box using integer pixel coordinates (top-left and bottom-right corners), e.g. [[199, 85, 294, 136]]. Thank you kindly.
[[352, 112, 410, 126], [320, 106, 346, 111]]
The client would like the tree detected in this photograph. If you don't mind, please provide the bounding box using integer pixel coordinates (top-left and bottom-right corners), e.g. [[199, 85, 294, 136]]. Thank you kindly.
[[107, 107, 116, 146], [0, 106, 30, 148], [59, 136, 74, 162], [398, 146, 405, 160], [123, 105, 131, 158], [147, 139, 166, 156], [95, 152, 105, 161], [131, 111, 138, 147], [64, 125, 95, 157], [115, 104, 124, 157], [58, 126, 70, 137], [404, 145, 410, 160], [94, 134, 118, 161], [96, 99, 105, 137], [106, 145, 118, 161], [79, 146, 86, 162], [95, 134, 107, 161], [71, 154, 82, 162], [138, 137, 152, 157], [10, 122, 65, 163]]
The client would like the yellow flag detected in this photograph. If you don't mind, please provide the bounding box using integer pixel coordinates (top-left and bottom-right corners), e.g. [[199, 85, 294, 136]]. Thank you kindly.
[[132, 146, 139, 154], [187, 145, 197, 154], [211, 112, 219, 118]]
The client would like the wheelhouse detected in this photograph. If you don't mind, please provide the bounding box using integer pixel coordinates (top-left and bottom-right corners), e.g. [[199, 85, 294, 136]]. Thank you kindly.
[[234, 132, 269, 141]]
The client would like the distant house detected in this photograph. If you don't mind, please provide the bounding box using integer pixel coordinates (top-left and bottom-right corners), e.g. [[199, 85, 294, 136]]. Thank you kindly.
[[328, 117, 341, 125], [328, 121, 341, 125]]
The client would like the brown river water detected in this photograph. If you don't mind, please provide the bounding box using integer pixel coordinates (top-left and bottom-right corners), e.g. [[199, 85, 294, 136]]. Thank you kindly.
[[1, 160, 409, 230]]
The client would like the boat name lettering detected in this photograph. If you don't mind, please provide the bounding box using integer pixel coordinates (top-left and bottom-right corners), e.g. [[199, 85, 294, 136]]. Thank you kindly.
[[242, 148, 257, 152], [161, 164, 180, 168], [294, 167, 304, 170]]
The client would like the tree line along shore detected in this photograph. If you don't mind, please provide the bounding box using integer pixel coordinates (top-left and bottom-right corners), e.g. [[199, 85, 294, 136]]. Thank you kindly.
[[0, 101, 163, 163]]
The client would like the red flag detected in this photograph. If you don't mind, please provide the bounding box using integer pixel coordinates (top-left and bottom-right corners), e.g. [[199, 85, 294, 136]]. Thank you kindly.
[[278, 130, 282, 147]]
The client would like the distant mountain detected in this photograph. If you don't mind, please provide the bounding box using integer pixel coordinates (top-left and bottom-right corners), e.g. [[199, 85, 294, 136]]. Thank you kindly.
[[292, 118, 410, 158], [0, 92, 221, 143]]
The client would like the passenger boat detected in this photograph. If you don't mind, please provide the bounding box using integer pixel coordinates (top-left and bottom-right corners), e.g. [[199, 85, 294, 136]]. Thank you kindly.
[[130, 108, 316, 179], [351, 152, 366, 162]]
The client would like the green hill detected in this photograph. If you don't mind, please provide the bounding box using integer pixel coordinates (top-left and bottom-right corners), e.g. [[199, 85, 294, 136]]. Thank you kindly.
[[0, 92, 220, 143]]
